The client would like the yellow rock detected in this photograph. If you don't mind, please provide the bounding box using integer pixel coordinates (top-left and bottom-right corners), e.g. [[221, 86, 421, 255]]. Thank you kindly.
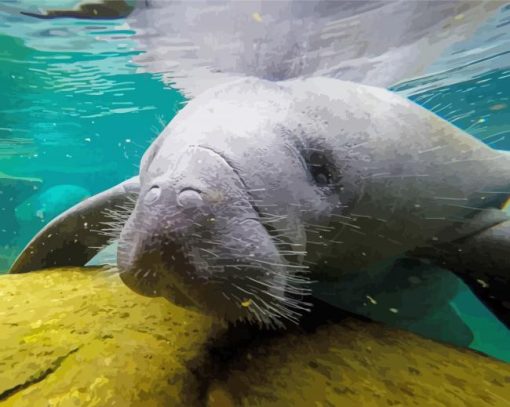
[[0, 268, 508, 406], [215, 320, 510, 406], [0, 268, 214, 406]]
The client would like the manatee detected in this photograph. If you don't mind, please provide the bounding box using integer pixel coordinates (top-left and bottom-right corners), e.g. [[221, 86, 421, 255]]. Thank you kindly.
[[10, 1, 510, 343], [15, 184, 90, 226]]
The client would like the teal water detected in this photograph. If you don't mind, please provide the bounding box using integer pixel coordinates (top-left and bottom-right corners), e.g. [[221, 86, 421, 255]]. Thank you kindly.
[[0, 4, 509, 361], [0, 11, 184, 266]]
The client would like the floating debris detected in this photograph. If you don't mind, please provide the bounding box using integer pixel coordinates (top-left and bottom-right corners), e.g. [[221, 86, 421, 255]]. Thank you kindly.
[[477, 279, 489, 288], [366, 295, 377, 305], [489, 103, 507, 111], [252, 12, 263, 23], [241, 298, 252, 308]]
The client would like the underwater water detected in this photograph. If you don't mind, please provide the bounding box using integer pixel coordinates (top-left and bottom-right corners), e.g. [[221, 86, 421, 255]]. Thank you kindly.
[[0, 2, 509, 363], [0, 8, 184, 268]]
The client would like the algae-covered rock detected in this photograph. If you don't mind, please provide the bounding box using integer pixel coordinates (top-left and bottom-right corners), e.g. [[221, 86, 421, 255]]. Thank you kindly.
[[211, 320, 510, 406], [0, 268, 508, 406], [0, 268, 214, 406]]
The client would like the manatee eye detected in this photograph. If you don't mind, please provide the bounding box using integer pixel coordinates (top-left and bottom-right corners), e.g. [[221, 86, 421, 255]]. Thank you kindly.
[[310, 164, 332, 186], [307, 152, 333, 187]]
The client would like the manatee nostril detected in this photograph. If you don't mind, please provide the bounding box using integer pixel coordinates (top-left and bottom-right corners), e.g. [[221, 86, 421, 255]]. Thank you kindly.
[[177, 188, 203, 209], [144, 185, 162, 205]]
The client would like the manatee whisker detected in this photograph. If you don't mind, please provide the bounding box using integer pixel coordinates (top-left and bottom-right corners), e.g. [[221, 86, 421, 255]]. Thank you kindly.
[[263, 227, 291, 234], [259, 289, 312, 312], [305, 240, 328, 246], [260, 218, 288, 225], [88, 245, 108, 250], [247, 276, 311, 296], [260, 212, 288, 220], [230, 293, 271, 327], [277, 250, 307, 256], [254, 301, 294, 327], [253, 294, 302, 324], [248, 298, 272, 319], [224, 235, 250, 245], [305, 229, 327, 236], [252, 203, 279, 208], [330, 218, 361, 230], [274, 273, 313, 285], [445, 204, 485, 211], [303, 222, 336, 231], [234, 290, 297, 327], [199, 239, 224, 246], [250, 258, 309, 270]]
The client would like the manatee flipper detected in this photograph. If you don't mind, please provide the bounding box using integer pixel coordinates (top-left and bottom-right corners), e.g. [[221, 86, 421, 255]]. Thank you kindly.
[[404, 303, 474, 347], [9, 177, 139, 274], [312, 258, 474, 347], [434, 219, 510, 329]]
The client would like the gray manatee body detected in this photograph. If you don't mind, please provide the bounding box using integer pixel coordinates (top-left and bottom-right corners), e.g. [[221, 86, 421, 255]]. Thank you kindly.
[[10, 77, 510, 340]]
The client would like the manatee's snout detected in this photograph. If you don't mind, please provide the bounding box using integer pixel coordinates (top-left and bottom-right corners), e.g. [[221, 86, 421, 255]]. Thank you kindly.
[[117, 182, 214, 306], [117, 145, 310, 327]]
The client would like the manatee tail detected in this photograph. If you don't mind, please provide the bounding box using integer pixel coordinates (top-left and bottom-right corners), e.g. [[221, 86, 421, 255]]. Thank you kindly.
[[9, 177, 139, 274]]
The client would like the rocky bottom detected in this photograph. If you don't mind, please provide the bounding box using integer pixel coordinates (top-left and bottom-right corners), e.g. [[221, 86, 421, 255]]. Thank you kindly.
[[0, 268, 508, 406]]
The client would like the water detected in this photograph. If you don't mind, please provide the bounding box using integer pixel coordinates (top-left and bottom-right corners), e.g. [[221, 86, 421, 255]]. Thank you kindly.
[[0, 7, 184, 268], [0, 3, 509, 361]]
